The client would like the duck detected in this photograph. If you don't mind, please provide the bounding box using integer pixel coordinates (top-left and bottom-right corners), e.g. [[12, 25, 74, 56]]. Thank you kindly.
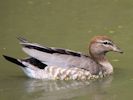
[[3, 35, 123, 80]]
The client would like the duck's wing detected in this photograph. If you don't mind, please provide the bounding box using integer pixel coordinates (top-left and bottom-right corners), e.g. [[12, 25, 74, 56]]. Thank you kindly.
[[17, 37, 90, 68], [17, 37, 85, 57]]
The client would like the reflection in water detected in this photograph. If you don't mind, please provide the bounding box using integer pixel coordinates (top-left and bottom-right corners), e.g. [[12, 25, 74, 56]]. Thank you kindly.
[[23, 76, 113, 100]]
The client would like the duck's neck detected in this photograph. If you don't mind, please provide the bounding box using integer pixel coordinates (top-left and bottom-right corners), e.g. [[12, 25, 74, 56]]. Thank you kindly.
[[90, 53, 113, 74]]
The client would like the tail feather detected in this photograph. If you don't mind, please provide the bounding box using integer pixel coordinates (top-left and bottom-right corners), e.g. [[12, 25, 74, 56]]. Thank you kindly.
[[17, 37, 45, 51], [17, 37, 29, 43], [3, 55, 26, 67], [3, 55, 47, 69]]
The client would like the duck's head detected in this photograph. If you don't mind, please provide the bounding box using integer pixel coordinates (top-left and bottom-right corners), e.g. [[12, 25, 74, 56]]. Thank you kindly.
[[89, 35, 123, 57]]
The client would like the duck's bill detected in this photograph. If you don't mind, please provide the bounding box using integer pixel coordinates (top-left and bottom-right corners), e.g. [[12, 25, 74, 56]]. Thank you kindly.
[[113, 45, 123, 54]]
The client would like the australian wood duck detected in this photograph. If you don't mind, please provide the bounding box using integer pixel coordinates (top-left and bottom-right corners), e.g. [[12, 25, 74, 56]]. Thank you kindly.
[[3, 36, 123, 80]]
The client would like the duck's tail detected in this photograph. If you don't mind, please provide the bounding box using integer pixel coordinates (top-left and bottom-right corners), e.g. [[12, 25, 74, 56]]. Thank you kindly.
[[3, 55, 26, 67], [3, 55, 47, 69], [3, 55, 48, 79]]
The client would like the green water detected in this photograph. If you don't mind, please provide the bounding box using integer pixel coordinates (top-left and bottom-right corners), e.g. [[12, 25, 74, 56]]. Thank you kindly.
[[0, 0, 133, 100]]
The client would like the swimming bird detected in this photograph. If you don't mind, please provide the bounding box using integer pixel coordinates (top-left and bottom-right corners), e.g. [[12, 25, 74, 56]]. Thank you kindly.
[[3, 36, 123, 80]]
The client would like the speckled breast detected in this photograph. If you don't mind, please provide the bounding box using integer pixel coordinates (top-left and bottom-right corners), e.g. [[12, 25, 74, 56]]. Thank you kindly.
[[35, 66, 106, 80]]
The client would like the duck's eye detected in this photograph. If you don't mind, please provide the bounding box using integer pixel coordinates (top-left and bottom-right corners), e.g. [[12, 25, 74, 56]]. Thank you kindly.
[[103, 42, 108, 45], [103, 42, 112, 45]]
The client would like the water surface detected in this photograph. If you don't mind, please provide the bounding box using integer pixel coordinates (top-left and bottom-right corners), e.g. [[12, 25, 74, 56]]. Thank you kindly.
[[0, 0, 133, 100]]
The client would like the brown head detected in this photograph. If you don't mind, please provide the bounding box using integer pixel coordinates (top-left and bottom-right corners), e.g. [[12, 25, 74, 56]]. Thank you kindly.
[[89, 35, 123, 59]]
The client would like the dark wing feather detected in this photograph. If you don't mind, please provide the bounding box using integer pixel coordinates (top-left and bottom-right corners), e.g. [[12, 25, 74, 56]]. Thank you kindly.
[[23, 57, 47, 69], [18, 37, 88, 57]]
